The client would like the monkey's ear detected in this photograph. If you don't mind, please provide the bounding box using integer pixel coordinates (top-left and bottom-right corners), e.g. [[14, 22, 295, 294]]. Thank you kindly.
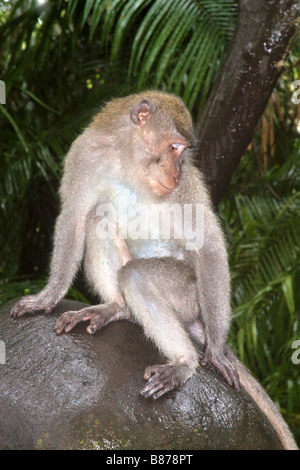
[[130, 100, 153, 127]]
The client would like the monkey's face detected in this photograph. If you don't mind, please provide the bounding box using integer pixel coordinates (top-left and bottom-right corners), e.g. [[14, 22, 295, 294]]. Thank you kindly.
[[131, 125, 188, 197], [145, 139, 187, 196], [130, 98, 192, 197]]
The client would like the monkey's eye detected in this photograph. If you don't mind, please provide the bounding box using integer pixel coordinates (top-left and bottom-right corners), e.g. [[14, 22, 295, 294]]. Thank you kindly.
[[169, 143, 186, 152]]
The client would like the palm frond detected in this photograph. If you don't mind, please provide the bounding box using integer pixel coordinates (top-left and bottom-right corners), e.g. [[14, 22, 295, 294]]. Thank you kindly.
[[74, 0, 238, 109]]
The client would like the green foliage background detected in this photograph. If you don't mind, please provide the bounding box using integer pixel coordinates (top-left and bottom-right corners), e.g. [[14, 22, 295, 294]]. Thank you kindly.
[[0, 0, 299, 443]]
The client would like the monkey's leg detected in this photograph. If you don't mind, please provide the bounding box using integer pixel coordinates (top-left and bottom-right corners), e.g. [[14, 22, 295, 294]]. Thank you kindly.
[[186, 319, 206, 345], [54, 301, 130, 335], [186, 206, 240, 390], [195, 251, 240, 389], [118, 258, 199, 399]]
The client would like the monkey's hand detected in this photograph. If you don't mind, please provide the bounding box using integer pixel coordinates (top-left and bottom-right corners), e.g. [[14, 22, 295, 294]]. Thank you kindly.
[[10, 290, 58, 318], [201, 349, 240, 390], [141, 363, 191, 400]]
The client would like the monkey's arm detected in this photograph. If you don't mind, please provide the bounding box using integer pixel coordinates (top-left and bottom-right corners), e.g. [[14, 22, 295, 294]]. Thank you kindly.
[[10, 203, 89, 318], [54, 226, 133, 335], [10, 137, 99, 318]]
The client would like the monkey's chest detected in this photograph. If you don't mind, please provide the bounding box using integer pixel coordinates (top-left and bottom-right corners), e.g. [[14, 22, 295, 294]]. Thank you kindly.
[[109, 182, 185, 260], [122, 208, 185, 260], [128, 238, 184, 261]]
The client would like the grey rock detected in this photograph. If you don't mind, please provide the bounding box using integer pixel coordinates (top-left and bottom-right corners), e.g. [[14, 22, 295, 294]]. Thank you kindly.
[[0, 300, 282, 449]]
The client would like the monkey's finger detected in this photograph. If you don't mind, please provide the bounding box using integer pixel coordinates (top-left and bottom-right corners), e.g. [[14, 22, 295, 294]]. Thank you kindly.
[[13, 305, 38, 318], [141, 366, 180, 398], [142, 375, 179, 399], [141, 383, 163, 398], [10, 303, 20, 317], [10, 300, 33, 318], [143, 365, 173, 381], [10, 305, 29, 318], [143, 371, 152, 380], [141, 372, 160, 388]]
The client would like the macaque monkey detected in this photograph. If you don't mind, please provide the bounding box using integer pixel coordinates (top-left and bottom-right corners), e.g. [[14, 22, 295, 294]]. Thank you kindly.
[[10, 92, 297, 449]]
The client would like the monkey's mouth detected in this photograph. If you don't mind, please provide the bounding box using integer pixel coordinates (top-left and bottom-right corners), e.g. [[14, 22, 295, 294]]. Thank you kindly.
[[157, 181, 176, 194]]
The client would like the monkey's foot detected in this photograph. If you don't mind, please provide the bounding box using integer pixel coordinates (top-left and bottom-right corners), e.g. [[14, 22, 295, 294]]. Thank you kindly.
[[141, 364, 189, 400], [54, 309, 107, 335], [10, 294, 55, 318], [54, 303, 127, 335], [202, 351, 240, 390]]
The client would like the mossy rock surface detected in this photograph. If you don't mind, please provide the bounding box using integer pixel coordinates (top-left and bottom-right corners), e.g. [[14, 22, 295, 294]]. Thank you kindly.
[[0, 300, 282, 450]]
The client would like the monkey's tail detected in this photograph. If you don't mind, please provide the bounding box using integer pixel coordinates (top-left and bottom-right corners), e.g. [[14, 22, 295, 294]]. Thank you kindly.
[[231, 352, 298, 450]]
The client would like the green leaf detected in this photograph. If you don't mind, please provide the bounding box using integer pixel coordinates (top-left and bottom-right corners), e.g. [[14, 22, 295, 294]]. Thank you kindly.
[[281, 275, 295, 317], [0, 104, 29, 154]]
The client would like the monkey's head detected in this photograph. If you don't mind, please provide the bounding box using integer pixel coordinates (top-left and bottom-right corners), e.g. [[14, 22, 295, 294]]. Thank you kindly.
[[129, 93, 195, 197]]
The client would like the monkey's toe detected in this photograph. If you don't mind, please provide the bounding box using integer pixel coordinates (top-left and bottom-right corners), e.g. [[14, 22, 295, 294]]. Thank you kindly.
[[141, 364, 182, 399], [54, 310, 94, 335], [86, 315, 106, 334], [202, 352, 240, 390]]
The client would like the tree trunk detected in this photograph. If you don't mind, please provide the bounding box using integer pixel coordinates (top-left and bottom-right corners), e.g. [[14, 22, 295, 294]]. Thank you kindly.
[[195, 0, 300, 206]]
